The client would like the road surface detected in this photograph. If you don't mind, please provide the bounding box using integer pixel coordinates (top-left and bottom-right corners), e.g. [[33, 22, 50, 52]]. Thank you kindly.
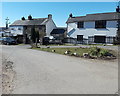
[[0, 45, 118, 94]]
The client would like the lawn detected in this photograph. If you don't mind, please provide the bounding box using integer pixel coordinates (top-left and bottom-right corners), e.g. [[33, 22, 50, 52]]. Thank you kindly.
[[34, 47, 90, 56], [32, 47, 117, 58]]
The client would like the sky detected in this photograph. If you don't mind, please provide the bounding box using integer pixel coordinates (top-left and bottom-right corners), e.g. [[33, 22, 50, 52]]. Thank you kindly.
[[1, 2, 118, 27]]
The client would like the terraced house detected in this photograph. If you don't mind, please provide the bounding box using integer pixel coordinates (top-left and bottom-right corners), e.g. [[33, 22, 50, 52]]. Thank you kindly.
[[66, 10, 120, 44], [10, 14, 56, 43]]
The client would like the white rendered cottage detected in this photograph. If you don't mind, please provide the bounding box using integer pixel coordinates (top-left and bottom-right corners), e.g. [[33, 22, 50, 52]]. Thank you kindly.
[[66, 12, 120, 44]]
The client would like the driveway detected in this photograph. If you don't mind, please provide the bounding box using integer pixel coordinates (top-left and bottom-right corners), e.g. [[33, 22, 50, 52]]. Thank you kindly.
[[0, 45, 118, 94]]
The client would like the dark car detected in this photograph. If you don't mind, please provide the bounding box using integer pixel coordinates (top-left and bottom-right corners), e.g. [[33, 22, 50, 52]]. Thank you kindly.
[[2, 37, 17, 45], [0, 38, 4, 44], [42, 37, 50, 45]]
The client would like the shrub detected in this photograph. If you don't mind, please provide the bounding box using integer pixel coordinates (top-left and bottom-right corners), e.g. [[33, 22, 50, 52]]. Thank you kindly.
[[89, 47, 101, 57], [89, 47, 112, 58], [99, 49, 109, 57]]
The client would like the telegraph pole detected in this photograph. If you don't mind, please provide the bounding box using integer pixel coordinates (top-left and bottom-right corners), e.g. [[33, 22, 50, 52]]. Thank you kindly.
[[116, 1, 120, 44], [5, 17, 9, 29]]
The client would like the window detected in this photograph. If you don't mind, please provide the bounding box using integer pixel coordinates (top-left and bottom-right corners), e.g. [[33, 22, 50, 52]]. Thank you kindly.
[[11, 28, 14, 30], [77, 35, 83, 41], [88, 36, 94, 44], [95, 20, 106, 28], [77, 22, 84, 28], [106, 36, 115, 44], [18, 28, 21, 30]]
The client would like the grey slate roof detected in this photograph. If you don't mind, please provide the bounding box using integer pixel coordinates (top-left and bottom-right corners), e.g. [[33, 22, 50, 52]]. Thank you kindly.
[[0, 27, 6, 31], [51, 28, 66, 34], [10, 18, 48, 26], [66, 12, 120, 23]]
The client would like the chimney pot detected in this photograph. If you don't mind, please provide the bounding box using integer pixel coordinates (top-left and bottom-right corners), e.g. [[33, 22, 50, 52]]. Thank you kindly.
[[116, 6, 120, 13], [21, 17, 25, 20], [48, 14, 52, 19], [28, 15, 32, 20], [69, 13, 73, 18]]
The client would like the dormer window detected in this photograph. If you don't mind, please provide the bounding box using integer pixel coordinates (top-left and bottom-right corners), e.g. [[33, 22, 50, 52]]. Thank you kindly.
[[77, 21, 84, 28], [95, 20, 106, 28]]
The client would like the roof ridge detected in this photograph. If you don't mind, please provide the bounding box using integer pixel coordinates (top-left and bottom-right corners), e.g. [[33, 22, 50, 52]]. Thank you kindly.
[[10, 18, 48, 26], [86, 12, 116, 15], [66, 12, 118, 23], [72, 12, 117, 18], [33, 18, 48, 20]]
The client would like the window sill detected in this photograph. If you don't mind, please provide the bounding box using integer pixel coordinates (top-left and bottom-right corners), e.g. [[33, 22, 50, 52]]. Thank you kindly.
[[95, 28, 109, 31]]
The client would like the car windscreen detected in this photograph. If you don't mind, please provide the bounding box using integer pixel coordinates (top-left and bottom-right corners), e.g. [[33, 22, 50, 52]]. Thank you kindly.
[[4, 37, 15, 41]]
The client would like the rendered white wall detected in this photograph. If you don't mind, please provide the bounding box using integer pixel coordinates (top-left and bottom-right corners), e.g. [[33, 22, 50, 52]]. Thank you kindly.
[[10, 26, 23, 36], [46, 19, 57, 36], [67, 21, 117, 39]]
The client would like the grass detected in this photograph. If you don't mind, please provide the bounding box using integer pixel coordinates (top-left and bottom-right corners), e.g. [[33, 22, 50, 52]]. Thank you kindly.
[[18, 44, 26, 46], [32, 47, 117, 58], [33, 47, 90, 56]]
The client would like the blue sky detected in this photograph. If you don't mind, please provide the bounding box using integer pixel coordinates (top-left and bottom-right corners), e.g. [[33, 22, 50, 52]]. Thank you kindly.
[[1, 2, 117, 27]]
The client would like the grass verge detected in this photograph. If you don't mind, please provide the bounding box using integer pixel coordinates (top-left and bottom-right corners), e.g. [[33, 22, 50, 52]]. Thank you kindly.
[[32, 47, 117, 60]]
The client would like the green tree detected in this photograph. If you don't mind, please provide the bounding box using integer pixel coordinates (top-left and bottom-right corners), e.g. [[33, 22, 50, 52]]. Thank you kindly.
[[115, 4, 120, 45], [31, 27, 36, 43], [116, 19, 120, 45], [31, 26, 40, 47], [35, 31, 39, 47]]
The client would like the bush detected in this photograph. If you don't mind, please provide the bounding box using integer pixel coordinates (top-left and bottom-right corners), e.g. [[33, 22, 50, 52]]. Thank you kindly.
[[89, 47, 112, 57], [89, 47, 101, 57], [99, 49, 109, 57]]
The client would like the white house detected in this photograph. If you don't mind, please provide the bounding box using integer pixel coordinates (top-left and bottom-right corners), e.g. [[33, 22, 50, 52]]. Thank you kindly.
[[0, 27, 12, 37], [66, 12, 120, 44], [10, 14, 57, 43]]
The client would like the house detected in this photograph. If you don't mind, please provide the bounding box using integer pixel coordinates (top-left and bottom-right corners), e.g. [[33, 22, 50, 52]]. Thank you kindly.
[[66, 11, 120, 44], [0, 27, 12, 37], [10, 14, 57, 43], [0, 27, 6, 37]]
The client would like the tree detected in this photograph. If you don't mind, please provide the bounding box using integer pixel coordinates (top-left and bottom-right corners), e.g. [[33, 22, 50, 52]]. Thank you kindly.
[[116, 19, 120, 45], [31, 26, 40, 48], [35, 31, 40, 47], [115, 4, 120, 45], [116, 7, 120, 44], [31, 27, 36, 43]]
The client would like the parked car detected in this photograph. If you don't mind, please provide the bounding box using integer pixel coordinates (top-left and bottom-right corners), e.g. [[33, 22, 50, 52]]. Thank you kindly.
[[0, 38, 4, 44], [49, 39, 63, 44], [1, 37, 17, 45], [42, 37, 50, 45]]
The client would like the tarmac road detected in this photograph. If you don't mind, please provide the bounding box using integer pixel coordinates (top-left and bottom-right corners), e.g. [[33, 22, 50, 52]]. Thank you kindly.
[[0, 45, 118, 94]]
